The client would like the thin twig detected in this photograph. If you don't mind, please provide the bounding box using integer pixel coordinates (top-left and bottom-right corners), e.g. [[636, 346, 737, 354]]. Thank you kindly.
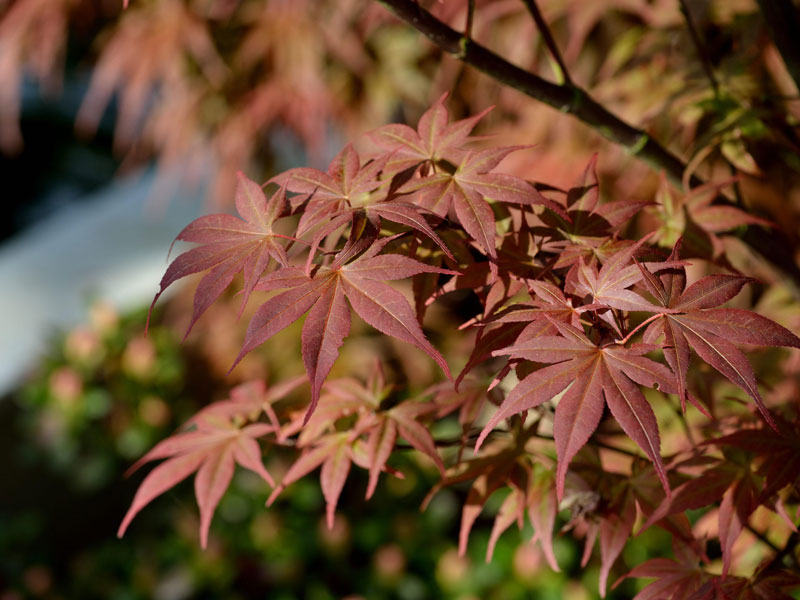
[[765, 530, 799, 570], [465, 0, 475, 40], [520, 0, 571, 85], [746, 523, 781, 553], [397, 428, 641, 458], [531, 431, 644, 459], [679, 0, 719, 94], [679, 0, 745, 207]]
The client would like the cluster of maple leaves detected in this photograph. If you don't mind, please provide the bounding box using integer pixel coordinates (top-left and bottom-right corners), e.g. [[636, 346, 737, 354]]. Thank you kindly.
[[121, 96, 800, 598]]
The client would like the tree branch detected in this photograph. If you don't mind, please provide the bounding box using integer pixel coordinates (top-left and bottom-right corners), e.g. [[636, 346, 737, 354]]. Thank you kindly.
[[378, 0, 680, 180], [765, 530, 799, 571], [746, 523, 781, 553], [375, 0, 800, 294]]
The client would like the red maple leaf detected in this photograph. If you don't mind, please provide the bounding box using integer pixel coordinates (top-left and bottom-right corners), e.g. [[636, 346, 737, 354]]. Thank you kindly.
[[271, 143, 454, 262], [366, 91, 492, 173], [233, 249, 454, 421], [479, 318, 678, 499], [640, 238, 800, 424], [267, 364, 442, 526], [539, 155, 652, 269], [710, 419, 800, 503], [118, 413, 274, 548], [150, 172, 290, 333], [398, 145, 565, 276]]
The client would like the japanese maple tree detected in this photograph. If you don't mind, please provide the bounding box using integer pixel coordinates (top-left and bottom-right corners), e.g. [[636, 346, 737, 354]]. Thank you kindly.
[[119, 95, 800, 598]]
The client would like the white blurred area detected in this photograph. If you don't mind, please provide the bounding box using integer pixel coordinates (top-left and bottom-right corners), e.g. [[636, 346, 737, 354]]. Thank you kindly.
[[0, 168, 208, 394]]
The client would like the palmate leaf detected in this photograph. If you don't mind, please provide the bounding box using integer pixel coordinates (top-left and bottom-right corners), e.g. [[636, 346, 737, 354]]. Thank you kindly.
[[272, 143, 454, 260], [710, 420, 800, 501], [455, 277, 580, 387], [399, 146, 565, 276], [618, 557, 706, 599], [266, 367, 441, 526], [188, 377, 306, 435], [266, 432, 352, 529], [271, 143, 387, 235], [366, 91, 492, 173], [619, 537, 800, 599], [641, 238, 800, 425], [118, 413, 274, 548], [480, 320, 676, 499], [350, 397, 446, 501], [566, 234, 684, 314], [649, 176, 774, 259], [150, 172, 290, 334], [540, 156, 652, 267], [638, 455, 769, 577], [234, 253, 454, 421]]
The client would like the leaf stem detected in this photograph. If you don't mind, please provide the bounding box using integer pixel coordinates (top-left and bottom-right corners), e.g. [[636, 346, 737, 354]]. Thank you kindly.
[[615, 313, 663, 346], [272, 233, 312, 245]]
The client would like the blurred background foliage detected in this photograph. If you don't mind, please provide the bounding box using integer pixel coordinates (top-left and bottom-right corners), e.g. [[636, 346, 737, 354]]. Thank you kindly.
[[3, 0, 800, 236]]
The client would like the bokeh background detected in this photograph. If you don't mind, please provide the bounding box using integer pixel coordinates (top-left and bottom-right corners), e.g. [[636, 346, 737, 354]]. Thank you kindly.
[[3, 0, 800, 598]]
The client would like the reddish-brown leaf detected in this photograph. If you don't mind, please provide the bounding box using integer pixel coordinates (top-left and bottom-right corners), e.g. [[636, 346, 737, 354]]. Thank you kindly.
[[320, 440, 352, 529], [638, 240, 800, 425], [619, 557, 705, 599], [119, 418, 274, 548], [486, 487, 525, 562], [367, 92, 491, 172], [365, 418, 397, 500], [482, 320, 675, 498], [527, 464, 561, 572], [151, 173, 289, 333], [301, 276, 350, 421], [599, 492, 637, 597]]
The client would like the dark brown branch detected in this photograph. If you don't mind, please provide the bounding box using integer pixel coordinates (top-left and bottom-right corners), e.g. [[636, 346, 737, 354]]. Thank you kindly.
[[757, 0, 800, 94], [375, 0, 800, 294], [378, 0, 681, 181], [766, 530, 799, 570], [746, 524, 781, 553], [520, 0, 571, 85]]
